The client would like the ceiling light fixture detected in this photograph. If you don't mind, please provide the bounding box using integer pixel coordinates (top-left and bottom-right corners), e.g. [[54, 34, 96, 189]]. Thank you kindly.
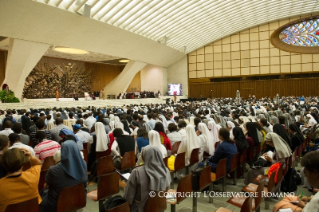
[[119, 59, 130, 63], [53, 47, 89, 55]]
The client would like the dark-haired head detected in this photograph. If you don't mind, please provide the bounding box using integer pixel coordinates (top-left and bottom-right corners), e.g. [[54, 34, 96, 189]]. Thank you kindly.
[[218, 128, 233, 143]]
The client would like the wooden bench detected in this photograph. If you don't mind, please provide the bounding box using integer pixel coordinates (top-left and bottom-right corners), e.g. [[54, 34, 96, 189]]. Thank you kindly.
[[38, 170, 48, 192], [42, 156, 55, 170], [169, 152, 186, 189], [106, 201, 130, 212], [186, 148, 199, 174], [171, 141, 181, 155], [145, 191, 167, 212], [229, 153, 239, 185], [240, 149, 247, 178]]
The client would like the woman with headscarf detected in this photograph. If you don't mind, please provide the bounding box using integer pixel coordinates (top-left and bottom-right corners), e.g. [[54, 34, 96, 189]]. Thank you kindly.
[[288, 124, 305, 152], [142, 122, 152, 133], [198, 123, 215, 156], [217, 115, 226, 128], [177, 124, 200, 165], [121, 120, 132, 135], [273, 123, 292, 151], [40, 140, 87, 212], [148, 130, 167, 158], [124, 146, 171, 212], [88, 122, 109, 169]]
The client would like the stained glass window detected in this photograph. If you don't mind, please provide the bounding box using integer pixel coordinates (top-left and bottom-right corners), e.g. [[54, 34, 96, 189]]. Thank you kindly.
[[280, 19, 319, 46]]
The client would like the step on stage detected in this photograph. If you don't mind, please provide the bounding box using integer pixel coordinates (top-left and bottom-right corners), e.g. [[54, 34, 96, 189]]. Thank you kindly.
[[0, 98, 166, 110]]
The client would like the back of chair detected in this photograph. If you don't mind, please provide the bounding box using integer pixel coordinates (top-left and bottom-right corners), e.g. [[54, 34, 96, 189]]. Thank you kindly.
[[38, 170, 48, 192], [56, 183, 86, 212], [240, 196, 252, 212], [267, 170, 276, 193], [171, 141, 181, 155], [229, 153, 239, 173], [83, 143, 88, 150], [121, 151, 136, 171], [240, 149, 247, 164], [145, 191, 167, 212], [255, 143, 261, 156], [189, 148, 199, 166], [297, 144, 303, 158], [176, 174, 193, 204], [255, 181, 265, 210], [96, 151, 109, 160], [5, 197, 39, 212], [163, 157, 168, 168], [248, 147, 254, 162], [174, 152, 186, 172], [42, 156, 55, 170], [199, 165, 212, 191], [97, 155, 114, 177], [215, 158, 227, 180], [98, 172, 120, 201], [81, 150, 88, 164], [276, 163, 284, 184]]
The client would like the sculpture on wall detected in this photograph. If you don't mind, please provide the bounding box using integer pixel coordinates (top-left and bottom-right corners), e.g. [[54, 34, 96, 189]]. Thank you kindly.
[[23, 61, 94, 99]]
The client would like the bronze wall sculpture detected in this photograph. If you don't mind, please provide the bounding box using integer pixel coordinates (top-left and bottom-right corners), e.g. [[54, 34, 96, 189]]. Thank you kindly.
[[23, 57, 94, 98]]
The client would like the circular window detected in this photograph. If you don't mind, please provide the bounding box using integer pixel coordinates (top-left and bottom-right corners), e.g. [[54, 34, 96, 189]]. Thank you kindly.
[[270, 16, 319, 53]]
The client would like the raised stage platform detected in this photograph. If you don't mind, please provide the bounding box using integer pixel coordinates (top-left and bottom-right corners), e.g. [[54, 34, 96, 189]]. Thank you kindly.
[[0, 98, 166, 110]]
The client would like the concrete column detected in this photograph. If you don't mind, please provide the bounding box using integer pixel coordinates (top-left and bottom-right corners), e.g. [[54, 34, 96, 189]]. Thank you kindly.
[[104, 60, 147, 96], [3, 38, 49, 99]]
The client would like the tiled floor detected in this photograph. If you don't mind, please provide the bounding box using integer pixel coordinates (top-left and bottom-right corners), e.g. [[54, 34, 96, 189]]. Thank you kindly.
[[82, 162, 311, 212]]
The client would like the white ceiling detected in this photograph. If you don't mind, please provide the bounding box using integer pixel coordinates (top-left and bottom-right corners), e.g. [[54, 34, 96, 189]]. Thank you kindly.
[[0, 38, 120, 63], [34, 0, 319, 53]]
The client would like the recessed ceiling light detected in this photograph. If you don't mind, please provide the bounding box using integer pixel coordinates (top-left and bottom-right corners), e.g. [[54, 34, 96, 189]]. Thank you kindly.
[[53, 47, 89, 55], [119, 59, 130, 63]]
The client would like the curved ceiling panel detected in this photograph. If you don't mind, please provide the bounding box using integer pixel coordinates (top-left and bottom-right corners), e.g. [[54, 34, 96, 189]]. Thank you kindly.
[[34, 0, 319, 53]]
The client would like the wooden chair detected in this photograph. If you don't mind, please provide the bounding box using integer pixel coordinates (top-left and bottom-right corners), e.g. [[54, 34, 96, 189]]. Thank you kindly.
[[166, 174, 193, 212], [209, 158, 227, 203], [163, 157, 168, 168], [215, 196, 252, 212], [292, 146, 299, 167], [56, 183, 86, 212], [83, 142, 88, 150], [42, 156, 55, 170], [81, 150, 88, 164], [96, 151, 109, 160], [229, 153, 239, 185], [38, 170, 48, 192], [145, 191, 167, 212], [171, 141, 181, 155], [117, 151, 136, 172], [87, 172, 120, 212], [240, 149, 247, 178], [186, 148, 199, 174], [192, 165, 212, 212], [5, 197, 39, 212], [255, 143, 261, 157], [97, 155, 114, 177], [245, 170, 277, 210], [106, 201, 130, 212], [169, 152, 186, 189], [227, 182, 264, 212]]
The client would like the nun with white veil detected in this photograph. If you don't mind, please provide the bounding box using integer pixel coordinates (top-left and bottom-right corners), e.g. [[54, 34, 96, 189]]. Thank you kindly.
[[208, 120, 220, 143], [148, 130, 167, 158], [226, 121, 236, 140], [114, 122, 130, 135], [189, 116, 195, 126], [88, 122, 109, 169], [197, 123, 214, 158], [159, 114, 169, 133], [177, 124, 200, 165]]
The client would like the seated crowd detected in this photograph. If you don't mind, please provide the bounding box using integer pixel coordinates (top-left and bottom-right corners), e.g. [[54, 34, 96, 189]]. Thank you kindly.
[[0, 95, 319, 211]]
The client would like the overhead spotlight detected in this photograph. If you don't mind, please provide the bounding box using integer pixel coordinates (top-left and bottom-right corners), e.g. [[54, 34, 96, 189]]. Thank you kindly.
[[53, 47, 89, 55], [119, 59, 129, 63]]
